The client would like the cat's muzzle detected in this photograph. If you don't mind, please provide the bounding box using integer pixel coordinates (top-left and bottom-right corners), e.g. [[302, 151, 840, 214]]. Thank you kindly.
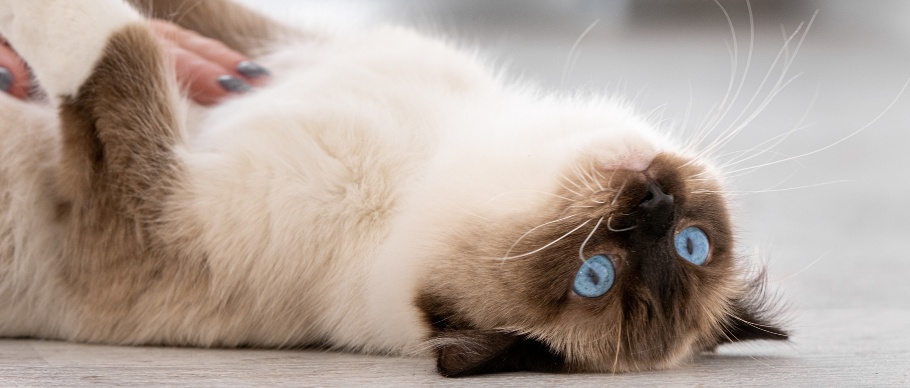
[[636, 179, 675, 236]]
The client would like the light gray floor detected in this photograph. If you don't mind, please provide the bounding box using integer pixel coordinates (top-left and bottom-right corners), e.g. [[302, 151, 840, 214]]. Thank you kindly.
[[3, 0, 910, 386]]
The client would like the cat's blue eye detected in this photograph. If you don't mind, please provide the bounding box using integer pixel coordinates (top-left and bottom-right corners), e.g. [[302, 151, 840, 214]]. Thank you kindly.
[[674, 226, 710, 265], [572, 254, 615, 298]]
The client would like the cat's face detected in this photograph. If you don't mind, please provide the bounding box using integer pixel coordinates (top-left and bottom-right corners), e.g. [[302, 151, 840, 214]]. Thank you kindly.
[[417, 139, 787, 376]]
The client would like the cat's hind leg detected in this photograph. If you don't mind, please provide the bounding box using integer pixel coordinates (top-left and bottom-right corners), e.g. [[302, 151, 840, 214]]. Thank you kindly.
[[0, 0, 195, 337]]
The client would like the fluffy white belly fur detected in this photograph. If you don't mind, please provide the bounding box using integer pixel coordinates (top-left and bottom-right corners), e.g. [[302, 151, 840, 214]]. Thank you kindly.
[[177, 26, 665, 352]]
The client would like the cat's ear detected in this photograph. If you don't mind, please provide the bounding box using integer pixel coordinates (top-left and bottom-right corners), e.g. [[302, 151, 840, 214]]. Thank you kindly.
[[434, 330, 565, 377], [717, 295, 789, 344]]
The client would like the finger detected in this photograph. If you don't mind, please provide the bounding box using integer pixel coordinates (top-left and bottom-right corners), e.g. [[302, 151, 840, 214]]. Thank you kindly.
[[182, 35, 269, 86], [149, 22, 233, 105], [0, 42, 30, 100], [170, 43, 251, 106], [150, 20, 268, 85]]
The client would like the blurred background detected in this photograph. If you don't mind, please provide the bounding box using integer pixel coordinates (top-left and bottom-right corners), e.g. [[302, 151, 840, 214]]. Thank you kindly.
[[239, 0, 909, 382]]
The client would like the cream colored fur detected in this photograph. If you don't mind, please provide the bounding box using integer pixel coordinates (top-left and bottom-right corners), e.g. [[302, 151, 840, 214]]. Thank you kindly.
[[171, 27, 671, 353], [0, 0, 715, 363], [0, 0, 142, 99]]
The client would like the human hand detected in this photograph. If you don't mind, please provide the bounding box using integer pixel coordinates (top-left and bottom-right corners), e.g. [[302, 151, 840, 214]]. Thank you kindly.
[[0, 19, 269, 106], [148, 19, 270, 105], [0, 36, 28, 100]]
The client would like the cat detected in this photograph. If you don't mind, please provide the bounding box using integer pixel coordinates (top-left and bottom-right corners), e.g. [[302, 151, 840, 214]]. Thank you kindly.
[[0, 0, 787, 377]]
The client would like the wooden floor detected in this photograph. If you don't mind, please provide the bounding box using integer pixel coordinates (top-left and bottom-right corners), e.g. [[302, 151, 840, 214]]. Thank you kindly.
[[2, 309, 907, 385], [5, 0, 910, 385]]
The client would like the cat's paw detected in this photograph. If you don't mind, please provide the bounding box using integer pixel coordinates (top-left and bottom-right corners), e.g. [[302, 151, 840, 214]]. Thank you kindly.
[[0, 0, 142, 100]]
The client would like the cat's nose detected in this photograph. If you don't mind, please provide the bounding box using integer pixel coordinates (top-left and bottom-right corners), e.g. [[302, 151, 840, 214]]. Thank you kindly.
[[639, 180, 672, 209], [637, 180, 674, 235]]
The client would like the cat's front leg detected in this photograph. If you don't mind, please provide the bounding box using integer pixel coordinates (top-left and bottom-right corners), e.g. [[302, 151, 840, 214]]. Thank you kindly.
[[129, 0, 290, 57], [0, 0, 143, 100]]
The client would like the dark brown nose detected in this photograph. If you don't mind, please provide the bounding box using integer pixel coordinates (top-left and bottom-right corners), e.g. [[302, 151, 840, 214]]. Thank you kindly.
[[637, 180, 674, 235]]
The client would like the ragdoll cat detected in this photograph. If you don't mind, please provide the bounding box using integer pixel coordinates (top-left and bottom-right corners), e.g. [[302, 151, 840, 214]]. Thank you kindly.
[[0, 0, 787, 377]]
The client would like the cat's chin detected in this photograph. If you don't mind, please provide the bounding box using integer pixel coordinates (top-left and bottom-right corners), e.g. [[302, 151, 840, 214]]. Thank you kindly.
[[589, 140, 664, 173], [604, 156, 653, 172]]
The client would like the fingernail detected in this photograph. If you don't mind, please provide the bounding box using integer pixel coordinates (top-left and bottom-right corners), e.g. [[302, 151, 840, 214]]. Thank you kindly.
[[0, 67, 13, 93], [218, 75, 252, 94], [237, 61, 270, 79]]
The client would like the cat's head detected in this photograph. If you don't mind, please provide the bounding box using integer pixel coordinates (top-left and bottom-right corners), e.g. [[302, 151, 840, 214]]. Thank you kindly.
[[415, 104, 787, 377]]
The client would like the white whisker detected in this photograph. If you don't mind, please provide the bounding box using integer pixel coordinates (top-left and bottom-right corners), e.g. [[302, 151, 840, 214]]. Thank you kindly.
[[501, 219, 592, 260], [773, 250, 830, 283], [607, 215, 636, 233], [694, 0, 742, 151], [502, 214, 579, 259], [721, 8, 810, 135], [579, 217, 605, 263], [691, 179, 849, 195], [716, 317, 774, 369], [572, 164, 595, 192], [559, 172, 586, 193], [611, 179, 628, 206], [583, 160, 606, 192], [612, 313, 623, 373], [715, 122, 812, 171], [721, 76, 909, 176], [485, 190, 576, 205], [728, 314, 788, 337], [717, 84, 818, 169], [697, 0, 756, 151], [559, 182, 585, 199], [693, 13, 814, 164], [561, 19, 601, 87]]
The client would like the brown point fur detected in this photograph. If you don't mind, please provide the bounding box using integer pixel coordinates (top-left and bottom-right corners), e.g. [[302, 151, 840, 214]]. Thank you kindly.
[[417, 153, 786, 375], [128, 0, 299, 57], [54, 24, 211, 337]]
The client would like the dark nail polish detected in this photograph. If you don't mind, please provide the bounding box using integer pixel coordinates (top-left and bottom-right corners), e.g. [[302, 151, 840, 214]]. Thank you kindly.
[[0, 67, 13, 93], [218, 75, 253, 94], [237, 61, 270, 79]]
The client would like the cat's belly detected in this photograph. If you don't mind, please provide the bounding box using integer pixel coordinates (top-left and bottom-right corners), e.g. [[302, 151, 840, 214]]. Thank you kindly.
[[174, 112, 432, 351], [159, 27, 515, 352], [167, 58, 442, 352], [167, 23, 647, 351]]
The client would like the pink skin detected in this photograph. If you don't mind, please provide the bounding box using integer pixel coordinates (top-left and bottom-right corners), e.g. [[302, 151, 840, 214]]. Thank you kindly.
[[0, 19, 266, 105], [0, 36, 28, 100]]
